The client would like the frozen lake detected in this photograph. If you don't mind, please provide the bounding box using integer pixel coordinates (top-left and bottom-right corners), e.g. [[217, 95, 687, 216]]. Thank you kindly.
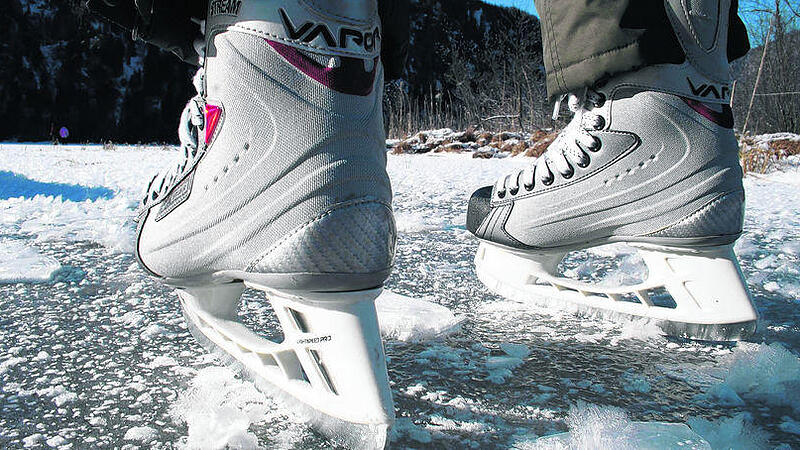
[[1, 144, 799, 448]]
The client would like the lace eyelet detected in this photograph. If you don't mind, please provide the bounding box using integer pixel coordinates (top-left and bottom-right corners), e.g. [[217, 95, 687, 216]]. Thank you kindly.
[[542, 176, 554, 186], [509, 187, 519, 195], [524, 183, 534, 191], [562, 166, 574, 179], [593, 93, 606, 108], [497, 190, 506, 199], [594, 116, 606, 130], [577, 157, 590, 168], [589, 138, 602, 152]]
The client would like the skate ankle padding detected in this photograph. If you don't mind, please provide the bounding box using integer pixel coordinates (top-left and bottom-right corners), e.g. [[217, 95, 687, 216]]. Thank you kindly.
[[646, 190, 744, 241], [248, 200, 396, 287]]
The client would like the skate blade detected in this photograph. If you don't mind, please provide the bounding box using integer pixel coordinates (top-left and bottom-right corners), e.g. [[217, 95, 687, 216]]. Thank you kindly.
[[178, 283, 394, 449], [475, 242, 759, 341]]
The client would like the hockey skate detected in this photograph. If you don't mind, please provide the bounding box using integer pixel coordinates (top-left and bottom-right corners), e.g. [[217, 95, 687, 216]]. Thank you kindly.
[[467, 0, 757, 341], [135, 1, 395, 447]]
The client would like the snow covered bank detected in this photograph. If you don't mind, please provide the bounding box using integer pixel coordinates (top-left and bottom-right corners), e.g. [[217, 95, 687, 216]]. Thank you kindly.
[[740, 132, 800, 174], [388, 127, 557, 159]]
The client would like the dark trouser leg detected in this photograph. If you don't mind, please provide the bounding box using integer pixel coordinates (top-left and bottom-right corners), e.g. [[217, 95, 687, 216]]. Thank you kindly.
[[535, 0, 750, 100]]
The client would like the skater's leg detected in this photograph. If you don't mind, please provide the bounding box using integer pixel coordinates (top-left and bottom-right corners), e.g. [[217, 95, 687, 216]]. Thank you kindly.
[[87, 0, 410, 79], [468, 0, 758, 340], [87, 0, 206, 64], [534, 0, 750, 100]]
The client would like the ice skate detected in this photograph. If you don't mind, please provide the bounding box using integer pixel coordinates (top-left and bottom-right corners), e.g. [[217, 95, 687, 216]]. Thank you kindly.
[[467, 0, 757, 341], [134, 1, 395, 446]]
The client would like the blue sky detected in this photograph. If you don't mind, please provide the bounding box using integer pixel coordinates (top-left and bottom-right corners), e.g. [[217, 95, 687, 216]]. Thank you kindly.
[[483, 0, 537, 15]]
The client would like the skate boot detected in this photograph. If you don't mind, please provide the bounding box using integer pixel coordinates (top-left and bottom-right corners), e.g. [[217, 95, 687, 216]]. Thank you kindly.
[[467, 0, 757, 341], [135, 1, 395, 446]]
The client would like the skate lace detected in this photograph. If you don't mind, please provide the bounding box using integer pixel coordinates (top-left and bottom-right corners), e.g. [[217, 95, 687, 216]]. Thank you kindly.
[[140, 69, 206, 209], [495, 89, 606, 198]]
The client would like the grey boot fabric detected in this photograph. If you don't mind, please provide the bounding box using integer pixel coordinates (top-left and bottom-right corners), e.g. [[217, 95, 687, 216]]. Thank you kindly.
[[136, 0, 395, 292], [468, 0, 745, 251], [467, 86, 745, 250]]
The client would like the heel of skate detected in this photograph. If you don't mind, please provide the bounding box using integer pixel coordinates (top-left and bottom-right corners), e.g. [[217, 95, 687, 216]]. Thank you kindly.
[[178, 282, 394, 449], [475, 242, 757, 341]]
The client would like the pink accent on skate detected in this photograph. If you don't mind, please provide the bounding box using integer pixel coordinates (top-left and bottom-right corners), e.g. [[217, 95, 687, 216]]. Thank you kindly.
[[205, 104, 222, 145], [265, 39, 378, 96], [682, 98, 734, 129]]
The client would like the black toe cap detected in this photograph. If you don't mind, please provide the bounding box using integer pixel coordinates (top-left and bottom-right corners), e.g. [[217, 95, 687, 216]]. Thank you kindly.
[[466, 185, 493, 235]]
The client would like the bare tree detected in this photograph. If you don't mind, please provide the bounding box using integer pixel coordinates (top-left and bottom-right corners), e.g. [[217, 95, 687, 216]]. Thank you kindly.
[[733, 0, 800, 134]]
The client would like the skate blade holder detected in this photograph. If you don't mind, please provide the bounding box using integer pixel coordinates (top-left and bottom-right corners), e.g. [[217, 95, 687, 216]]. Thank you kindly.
[[177, 282, 394, 448], [475, 242, 758, 341]]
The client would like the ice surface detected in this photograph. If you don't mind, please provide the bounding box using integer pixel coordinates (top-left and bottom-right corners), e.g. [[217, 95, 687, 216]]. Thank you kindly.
[[0, 239, 61, 283], [376, 290, 464, 342], [1, 146, 799, 448]]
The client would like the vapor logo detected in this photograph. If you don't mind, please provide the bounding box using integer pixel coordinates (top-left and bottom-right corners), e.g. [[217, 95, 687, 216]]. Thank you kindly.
[[687, 78, 730, 100], [210, 0, 241, 16], [279, 8, 380, 52]]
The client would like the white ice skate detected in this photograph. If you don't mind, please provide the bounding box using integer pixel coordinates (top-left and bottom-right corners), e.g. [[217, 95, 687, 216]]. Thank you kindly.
[[474, 243, 757, 340], [178, 283, 393, 448], [135, 1, 395, 446], [467, 0, 757, 341]]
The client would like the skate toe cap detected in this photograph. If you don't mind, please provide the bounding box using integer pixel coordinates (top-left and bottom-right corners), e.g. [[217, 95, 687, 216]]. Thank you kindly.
[[466, 186, 493, 236]]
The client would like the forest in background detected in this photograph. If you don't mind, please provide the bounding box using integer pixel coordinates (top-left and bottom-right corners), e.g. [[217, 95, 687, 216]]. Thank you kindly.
[[0, 0, 797, 143]]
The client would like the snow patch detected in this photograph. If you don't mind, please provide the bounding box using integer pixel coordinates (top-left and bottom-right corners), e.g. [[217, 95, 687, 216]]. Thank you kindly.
[[708, 342, 800, 411], [517, 403, 710, 449], [0, 356, 26, 376], [687, 413, 770, 449], [170, 366, 295, 449], [124, 426, 159, 443], [376, 290, 464, 342], [0, 239, 61, 283]]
